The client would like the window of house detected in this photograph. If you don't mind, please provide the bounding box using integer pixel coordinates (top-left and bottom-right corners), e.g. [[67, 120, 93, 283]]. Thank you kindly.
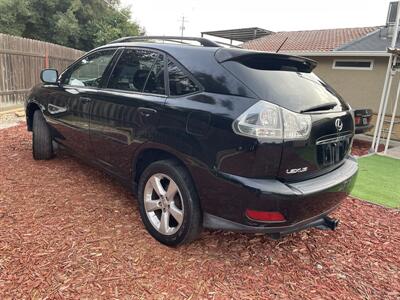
[[63, 49, 116, 87], [332, 59, 374, 70], [167, 59, 199, 96], [108, 49, 165, 94]]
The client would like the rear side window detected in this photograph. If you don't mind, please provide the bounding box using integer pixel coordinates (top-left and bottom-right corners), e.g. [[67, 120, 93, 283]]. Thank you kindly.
[[108, 49, 165, 94], [168, 59, 199, 96]]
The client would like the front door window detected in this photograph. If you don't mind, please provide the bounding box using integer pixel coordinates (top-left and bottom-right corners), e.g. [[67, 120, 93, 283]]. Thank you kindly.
[[63, 49, 116, 87]]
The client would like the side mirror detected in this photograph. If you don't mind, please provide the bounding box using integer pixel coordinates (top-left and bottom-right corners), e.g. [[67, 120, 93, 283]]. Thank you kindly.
[[40, 69, 58, 84]]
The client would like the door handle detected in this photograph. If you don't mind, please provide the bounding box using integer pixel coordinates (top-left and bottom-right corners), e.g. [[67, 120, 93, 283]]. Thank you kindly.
[[138, 107, 157, 118], [79, 96, 92, 104]]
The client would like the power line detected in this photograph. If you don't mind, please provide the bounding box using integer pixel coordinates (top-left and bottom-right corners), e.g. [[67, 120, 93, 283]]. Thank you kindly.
[[101, 0, 131, 20]]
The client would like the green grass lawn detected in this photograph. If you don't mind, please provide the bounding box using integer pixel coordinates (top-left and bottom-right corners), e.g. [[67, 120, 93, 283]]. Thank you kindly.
[[351, 155, 400, 208]]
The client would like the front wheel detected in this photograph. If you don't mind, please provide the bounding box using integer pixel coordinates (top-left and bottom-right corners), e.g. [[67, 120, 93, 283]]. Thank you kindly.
[[137, 160, 202, 246], [32, 110, 53, 160]]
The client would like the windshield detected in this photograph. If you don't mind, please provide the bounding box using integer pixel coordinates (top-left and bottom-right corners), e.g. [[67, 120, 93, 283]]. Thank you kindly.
[[222, 61, 348, 113]]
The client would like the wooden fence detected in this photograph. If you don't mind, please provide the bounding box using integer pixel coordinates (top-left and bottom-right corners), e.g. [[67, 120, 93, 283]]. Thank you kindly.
[[0, 34, 84, 111]]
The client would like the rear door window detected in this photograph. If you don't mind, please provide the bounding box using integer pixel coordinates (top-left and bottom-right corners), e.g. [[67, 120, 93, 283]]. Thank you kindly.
[[107, 49, 164, 94], [167, 59, 199, 96], [143, 55, 165, 95]]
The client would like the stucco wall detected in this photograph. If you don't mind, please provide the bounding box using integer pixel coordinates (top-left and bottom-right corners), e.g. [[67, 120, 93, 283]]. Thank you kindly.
[[309, 56, 400, 116], [309, 56, 400, 139]]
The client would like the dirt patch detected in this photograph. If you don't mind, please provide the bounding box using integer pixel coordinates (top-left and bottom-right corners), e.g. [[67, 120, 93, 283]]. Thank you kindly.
[[0, 111, 25, 130], [1, 125, 399, 299]]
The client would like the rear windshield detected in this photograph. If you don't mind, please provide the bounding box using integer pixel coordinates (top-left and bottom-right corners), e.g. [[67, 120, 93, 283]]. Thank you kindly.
[[222, 61, 347, 113]]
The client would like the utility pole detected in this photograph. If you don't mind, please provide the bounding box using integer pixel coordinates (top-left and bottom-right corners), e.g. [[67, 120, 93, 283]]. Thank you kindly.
[[179, 16, 188, 37]]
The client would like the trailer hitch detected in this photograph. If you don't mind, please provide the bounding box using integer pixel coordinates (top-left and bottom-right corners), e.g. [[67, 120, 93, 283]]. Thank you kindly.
[[269, 216, 340, 240], [315, 216, 339, 231]]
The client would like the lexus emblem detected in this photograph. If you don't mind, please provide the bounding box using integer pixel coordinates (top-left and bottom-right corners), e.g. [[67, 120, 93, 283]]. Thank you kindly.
[[335, 118, 343, 131]]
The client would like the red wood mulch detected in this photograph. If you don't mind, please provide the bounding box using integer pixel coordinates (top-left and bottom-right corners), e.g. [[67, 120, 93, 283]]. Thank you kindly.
[[1, 124, 399, 299], [351, 139, 384, 156]]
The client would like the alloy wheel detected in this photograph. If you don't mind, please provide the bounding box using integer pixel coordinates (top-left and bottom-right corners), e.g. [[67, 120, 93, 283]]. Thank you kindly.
[[143, 173, 184, 235]]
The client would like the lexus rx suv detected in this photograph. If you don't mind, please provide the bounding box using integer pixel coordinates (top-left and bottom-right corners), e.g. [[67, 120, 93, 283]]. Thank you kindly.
[[25, 36, 358, 246]]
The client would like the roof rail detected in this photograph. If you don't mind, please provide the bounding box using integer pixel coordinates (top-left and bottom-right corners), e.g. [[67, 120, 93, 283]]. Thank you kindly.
[[109, 36, 220, 47]]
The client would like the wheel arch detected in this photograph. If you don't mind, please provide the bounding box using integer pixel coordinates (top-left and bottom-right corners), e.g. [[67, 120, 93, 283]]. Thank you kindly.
[[131, 144, 202, 206], [132, 145, 192, 184], [26, 101, 44, 131]]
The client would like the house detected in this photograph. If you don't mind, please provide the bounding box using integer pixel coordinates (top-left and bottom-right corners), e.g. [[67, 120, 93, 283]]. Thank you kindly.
[[242, 27, 394, 116], [237, 3, 400, 140]]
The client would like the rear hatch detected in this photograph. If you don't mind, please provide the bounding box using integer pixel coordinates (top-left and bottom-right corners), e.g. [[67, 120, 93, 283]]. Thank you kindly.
[[217, 49, 354, 181], [278, 112, 353, 181]]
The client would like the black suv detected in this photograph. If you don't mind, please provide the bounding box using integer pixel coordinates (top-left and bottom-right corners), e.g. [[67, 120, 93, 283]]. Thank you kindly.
[[25, 36, 358, 246]]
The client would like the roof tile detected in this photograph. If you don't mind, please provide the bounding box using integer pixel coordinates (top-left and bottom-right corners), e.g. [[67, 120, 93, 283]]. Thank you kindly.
[[242, 27, 379, 52]]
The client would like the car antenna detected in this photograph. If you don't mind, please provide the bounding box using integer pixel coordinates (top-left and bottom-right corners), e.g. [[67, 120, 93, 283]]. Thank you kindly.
[[276, 37, 289, 53]]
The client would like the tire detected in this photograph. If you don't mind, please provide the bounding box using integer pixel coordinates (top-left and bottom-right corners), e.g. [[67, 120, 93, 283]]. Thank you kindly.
[[32, 110, 53, 160], [137, 159, 202, 246]]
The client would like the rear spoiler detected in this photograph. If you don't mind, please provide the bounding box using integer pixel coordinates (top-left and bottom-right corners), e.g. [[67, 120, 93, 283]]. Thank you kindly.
[[215, 48, 317, 73]]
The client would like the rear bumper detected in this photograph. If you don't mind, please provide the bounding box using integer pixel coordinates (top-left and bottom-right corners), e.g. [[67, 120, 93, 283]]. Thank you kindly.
[[201, 156, 358, 234], [204, 211, 340, 236]]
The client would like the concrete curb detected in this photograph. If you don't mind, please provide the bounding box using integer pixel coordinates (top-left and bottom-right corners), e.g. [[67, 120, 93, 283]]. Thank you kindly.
[[0, 107, 24, 116]]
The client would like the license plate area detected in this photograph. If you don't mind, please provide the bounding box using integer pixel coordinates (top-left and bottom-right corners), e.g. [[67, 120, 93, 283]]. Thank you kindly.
[[316, 134, 351, 167]]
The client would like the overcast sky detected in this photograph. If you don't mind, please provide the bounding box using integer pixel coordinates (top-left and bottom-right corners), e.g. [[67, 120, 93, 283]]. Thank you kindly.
[[121, 0, 394, 37]]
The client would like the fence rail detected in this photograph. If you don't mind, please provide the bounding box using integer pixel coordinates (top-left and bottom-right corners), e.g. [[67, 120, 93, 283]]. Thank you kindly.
[[0, 34, 84, 110]]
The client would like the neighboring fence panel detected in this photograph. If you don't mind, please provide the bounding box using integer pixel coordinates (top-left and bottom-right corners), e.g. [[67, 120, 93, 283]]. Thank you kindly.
[[0, 34, 84, 110]]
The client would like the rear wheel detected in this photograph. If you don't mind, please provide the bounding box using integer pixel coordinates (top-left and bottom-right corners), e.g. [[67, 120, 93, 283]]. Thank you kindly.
[[137, 160, 202, 246], [32, 110, 53, 160]]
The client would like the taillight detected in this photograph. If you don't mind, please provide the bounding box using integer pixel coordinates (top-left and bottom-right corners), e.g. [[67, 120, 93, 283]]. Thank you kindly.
[[246, 209, 286, 222], [232, 101, 311, 140], [354, 116, 361, 125]]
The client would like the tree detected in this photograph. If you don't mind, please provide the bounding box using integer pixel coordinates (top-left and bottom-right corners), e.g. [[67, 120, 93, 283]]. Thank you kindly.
[[0, 0, 143, 50]]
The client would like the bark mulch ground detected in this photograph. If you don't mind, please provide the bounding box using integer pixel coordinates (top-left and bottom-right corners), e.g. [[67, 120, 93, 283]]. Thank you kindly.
[[1, 125, 399, 299], [351, 139, 384, 156]]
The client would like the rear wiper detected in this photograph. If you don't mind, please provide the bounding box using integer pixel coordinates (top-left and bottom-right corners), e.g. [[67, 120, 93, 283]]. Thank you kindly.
[[301, 102, 338, 113]]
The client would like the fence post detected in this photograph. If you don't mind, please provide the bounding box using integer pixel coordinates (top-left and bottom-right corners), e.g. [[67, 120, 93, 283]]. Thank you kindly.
[[44, 45, 49, 68]]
